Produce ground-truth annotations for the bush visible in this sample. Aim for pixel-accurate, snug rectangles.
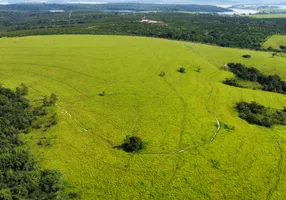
[122,135,143,152]
[49,93,57,105]
[223,78,241,87]
[242,54,251,58]
[99,91,105,96]
[68,192,81,199]
[159,71,165,77]
[43,96,50,106]
[178,67,186,73]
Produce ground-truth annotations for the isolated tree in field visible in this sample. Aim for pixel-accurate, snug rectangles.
[178,67,186,73]
[99,91,105,96]
[159,71,165,77]
[122,135,143,152]
[242,54,251,59]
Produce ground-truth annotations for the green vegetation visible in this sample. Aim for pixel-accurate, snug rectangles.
[263,35,286,51]
[224,63,286,94]
[122,135,144,152]
[0,3,231,13]
[178,67,186,73]
[237,101,286,127]
[1,35,286,199]
[242,54,251,58]
[1,5,286,50]
[252,14,286,19]
[0,84,64,199]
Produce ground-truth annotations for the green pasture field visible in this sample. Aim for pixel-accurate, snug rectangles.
[0,35,286,199]
[262,35,286,50]
[252,14,286,18]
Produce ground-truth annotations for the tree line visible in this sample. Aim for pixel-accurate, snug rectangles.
[225,63,286,94]
[236,101,286,127]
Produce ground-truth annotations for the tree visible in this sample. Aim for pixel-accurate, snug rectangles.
[16,83,28,96]
[272,53,277,58]
[242,54,251,58]
[39,169,63,199]
[49,93,57,105]
[43,96,49,106]
[99,91,105,96]
[178,67,186,73]
[159,71,165,77]
[0,189,12,200]
[122,135,143,152]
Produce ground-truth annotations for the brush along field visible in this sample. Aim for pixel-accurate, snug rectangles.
[262,35,286,50]
[0,35,286,199]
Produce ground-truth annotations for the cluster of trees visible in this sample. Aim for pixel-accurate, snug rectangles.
[1,9,286,50]
[0,84,64,199]
[225,63,286,93]
[236,101,286,127]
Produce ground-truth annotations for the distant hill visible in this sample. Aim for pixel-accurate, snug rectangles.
[0,3,232,12]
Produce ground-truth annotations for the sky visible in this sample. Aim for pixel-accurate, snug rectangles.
[2,0,286,4]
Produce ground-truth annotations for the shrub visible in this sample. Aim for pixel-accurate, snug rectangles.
[49,93,57,105]
[16,83,29,96]
[50,113,58,125]
[280,45,286,50]
[242,54,251,58]
[68,192,81,199]
[210,159,220,169]
[43,96,50,106]
[223,78,240,87]
[159,71,165,77]
[122,135,143,152]
[178,67,186,73]
[99,91,105,96]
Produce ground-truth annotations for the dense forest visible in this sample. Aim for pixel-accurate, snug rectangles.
[0,5,286,49]
[0,84,64,199]
[224,63,286,93]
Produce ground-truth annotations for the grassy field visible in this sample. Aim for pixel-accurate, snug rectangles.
[262,35,286,50]
[0,35,286,199]
[251,14,286,18]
